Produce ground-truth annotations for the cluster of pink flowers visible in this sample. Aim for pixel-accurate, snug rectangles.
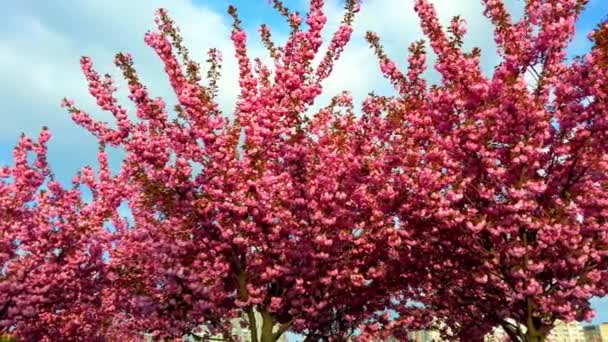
[1,0,607,341]
[365,0,608,340]
[0,129,124,340]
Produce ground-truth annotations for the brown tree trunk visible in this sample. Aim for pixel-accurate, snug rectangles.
[260,310,275,342]
[524,333,544,342]
[523,298,548,342]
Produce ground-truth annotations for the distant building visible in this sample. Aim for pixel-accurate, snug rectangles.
[583,325,602,342]
[387,320,608,342]
[582,322,608,342]
[600,323,608,342]
[546,320,585,342]
[484,320,587,342]
[407,329,443,342]
[406,320,450,342]
[190,313,288,342]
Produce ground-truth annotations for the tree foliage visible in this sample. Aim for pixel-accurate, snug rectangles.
[1,0,607,341]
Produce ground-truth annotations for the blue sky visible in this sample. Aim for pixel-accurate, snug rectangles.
[1,0,607,327]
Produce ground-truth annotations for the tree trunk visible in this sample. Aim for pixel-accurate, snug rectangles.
[523,318,547,342]
[523,298,548,342]
[260,310,275,342]
[524,334,544,342]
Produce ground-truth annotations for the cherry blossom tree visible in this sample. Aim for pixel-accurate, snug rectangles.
[0,129,123,341]
[60,1,423,341]
[366,0,608,341]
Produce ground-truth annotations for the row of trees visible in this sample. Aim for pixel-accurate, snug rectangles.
[1,0,607,341]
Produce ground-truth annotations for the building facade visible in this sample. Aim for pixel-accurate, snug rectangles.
[582,323,608,342]
[190,314,288,342]
[583,325,602,342]
[484,320,589,342]
[600,323,608,341]
[407,329,443,342]
[546,321,585,342]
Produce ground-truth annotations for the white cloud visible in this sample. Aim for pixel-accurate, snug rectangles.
[0,0,252,181]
